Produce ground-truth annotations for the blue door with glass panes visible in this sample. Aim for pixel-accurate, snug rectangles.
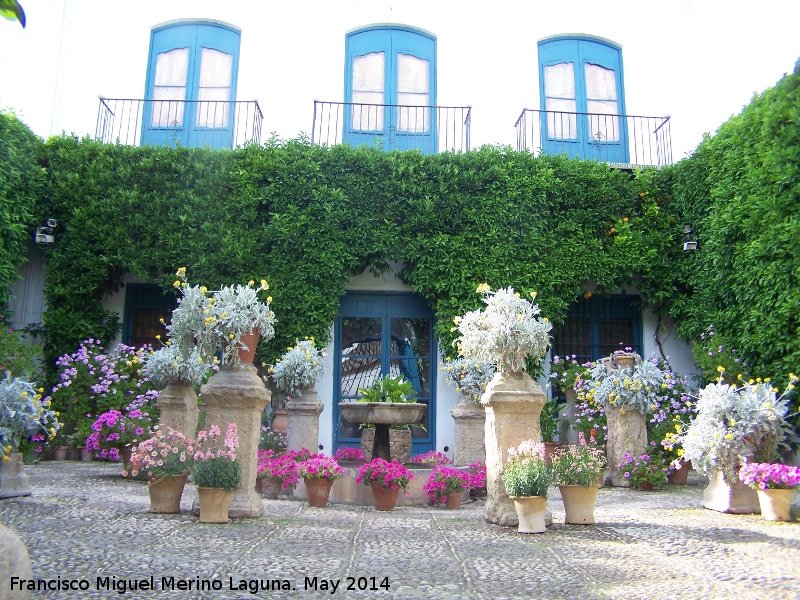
[142,20,240,149]
[334,292,436,456]
[344,25,437,153]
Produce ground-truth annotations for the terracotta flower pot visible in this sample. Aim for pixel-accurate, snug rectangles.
[304,478,334,507]
[54,446,69,462]
[148,475,188,514]
[260,476,282,500]
[510,495,548,534]
[271,408,288,435]
[232,330,260,365]
[559,485,598,524]
[444,493,463,510]
[667,458,691,485]
[197,487,232,523]
[80,448,93,462]
[757,489,793,521]
[370,481,400,511]
[120,446,133,472]
[542,442,562,467]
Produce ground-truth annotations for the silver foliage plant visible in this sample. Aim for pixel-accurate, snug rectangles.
[142,344,213,387]
[269,339,326,396]
[682,379,792,482]
[441,358,496,405]
[454,285,552,374]
[588,353,666,413]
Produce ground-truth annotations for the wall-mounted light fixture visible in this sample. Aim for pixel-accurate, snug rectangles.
[34,218,57,245]
[682,225,697,252]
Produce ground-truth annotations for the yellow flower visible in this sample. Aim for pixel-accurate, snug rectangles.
[173,280,180,287]
[176,267,186,277]
[2,456,9,463]
[260,280,268,289]
[248,280,255,286]
[529,291,537,298]
[229,334,235,339]
[156,335,161,339]
[198,357,203,363]
[716,366,725,373]
[267,296,272,302]
[724,434,734,440]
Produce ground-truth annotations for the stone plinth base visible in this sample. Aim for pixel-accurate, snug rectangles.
[157,380,199,439]
[198,364,270,518]
[702,471,761,514]
[606,405,647,487]
[0,524,32,600]
[0,453,31,499]
[286,386,323,454]
[481,371,546,527]
[451,399,486,466]
[360,429,412,463]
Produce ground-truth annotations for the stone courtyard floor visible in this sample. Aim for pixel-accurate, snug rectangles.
[1,461,799,600]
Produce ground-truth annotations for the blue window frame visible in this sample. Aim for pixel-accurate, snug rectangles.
[142,19,240,149]
[344,24,437,153]
[334,292,436,456]
[552,294,642,366]
[122,284,177,349]
[538,35,628,163]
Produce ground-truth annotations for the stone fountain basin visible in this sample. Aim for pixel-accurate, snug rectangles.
[338,402,427,425]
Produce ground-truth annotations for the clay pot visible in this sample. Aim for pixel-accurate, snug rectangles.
[80,448,93,462]
[54,446,69,462]
[304,478,334,507]
[510,495,548,534]
[667,458,691,485]
[444,493,463,510]
[260,476,281,500]
[229,330,260,366]
[197,487,232,523]
[559,485,598,524]
[757,489,793,521]
[271,408,288,435]
[370,482,400,511]
[148,475,188,513]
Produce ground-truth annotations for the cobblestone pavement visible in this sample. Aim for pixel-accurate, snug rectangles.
[1,461,799,600]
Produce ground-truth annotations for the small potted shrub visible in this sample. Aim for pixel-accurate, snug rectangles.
[193,423,242,523]
[297,456,344,507]
[357,458,414,511]
[502,440,551,533]
[268,338,326,397]
[424,466,470,509]
[618,450,669,490]
[126,427,198,513]
[739,462,800,521]
[551,432,607,523]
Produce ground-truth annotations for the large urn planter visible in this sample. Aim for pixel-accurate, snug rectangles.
[157,380,199,440]
[511,496,548,534]
[0,452,31,499]
[148,475,188,513]
[197,487,232,523]
[757,489,793,521]
[559,485,598,524]
[702,471,760,514]
[370,482,400,511]
[304,478,334,507]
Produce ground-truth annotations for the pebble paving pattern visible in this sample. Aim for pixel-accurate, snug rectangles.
[1,461,799,599]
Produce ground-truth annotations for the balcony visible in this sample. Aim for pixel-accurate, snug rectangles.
[95,98,263,149]
[312,101,471,154]
[515,109,672,168]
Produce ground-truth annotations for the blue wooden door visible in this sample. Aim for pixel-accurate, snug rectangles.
[334,292,436,457]
[538,36,628,163]
[344,25,437,154]
[142,21,240,149]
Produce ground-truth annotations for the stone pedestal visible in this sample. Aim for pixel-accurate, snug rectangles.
[451,398,486,466]
[606,405,647,487]
[197,364,270,518]
[702,471,761,514]
[0,452,31,499]
[482,371,546,527]
[157,380,199,439]
[286,385,324,454]
[360,428,412,463]
[0,524,32,600]
[558,389,580,445]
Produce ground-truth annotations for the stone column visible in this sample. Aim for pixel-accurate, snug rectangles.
[199,364,270,518]
[286,384,324,454]
[606,405,647,487]
[0,523,33,600]
[0,453,31,499]
[157,380,199,439]
[482,371,546,526]
[450,398,486,466]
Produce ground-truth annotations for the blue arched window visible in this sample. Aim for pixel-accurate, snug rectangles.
[142,19,240,149]
[538,35,628,162]
[344,24,437,153]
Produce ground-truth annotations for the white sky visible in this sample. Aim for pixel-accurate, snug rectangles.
[1,0,798,161]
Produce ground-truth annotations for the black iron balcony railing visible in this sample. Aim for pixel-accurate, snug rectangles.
[95,98,263,149]
[312,101,471,154]
[514,109,672,168]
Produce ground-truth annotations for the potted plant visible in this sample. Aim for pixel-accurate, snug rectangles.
[424,466,470,509]
[203,279,275,366]
[551,432,607,523]
[441,357,496,405]
[1,375,61,498]
[126,427,198,513]
[256,451,299,499]
[333,447,366,464]
[258,425,287,455]
[297,455,344,507]
[682,373,793,513]
[739,462,800,521]
[549,355,590,401]
[85,404,155,469]
[502,440,551,533]
[193,423,242,523]
[410,451,452,466]
[269,338,326,397]
[618,450,669,490]
[356,457,414,511]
